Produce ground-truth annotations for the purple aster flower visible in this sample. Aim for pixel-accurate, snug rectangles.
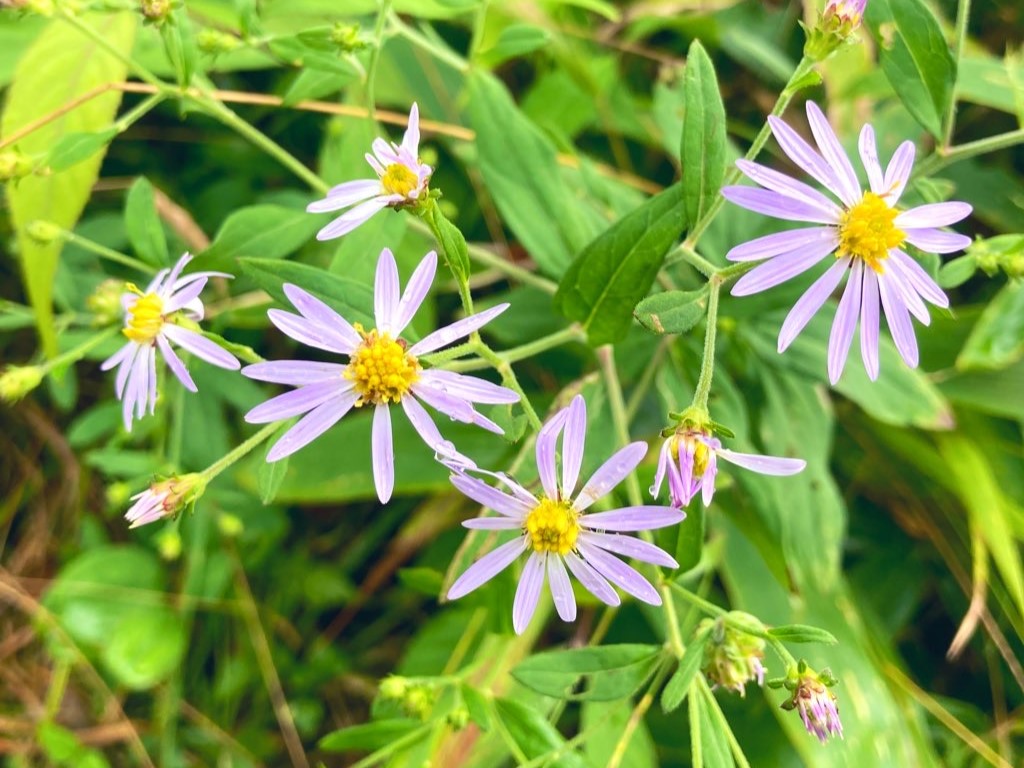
[652,428,805,508]
[722,101,972,383]
[100,252,240,431]
[446,395,684,634]
[243,248,517,504]
[124,473,205,528]
[307,103,432,241]
[825,0,866,23]
[784,673,844,744]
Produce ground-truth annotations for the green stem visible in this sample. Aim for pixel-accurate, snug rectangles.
[201,423,281,482]
[473,343,542,432]
[60,10,165,88]
[661,583,686,658]
[625,336,670,424]
[350,725,433,768]
[597,346,642,506]
[432,326,583,372]
[58,228,156,274]
[41,327,120,375]
[365,0,394,125]
[388,12,469,72]
[114,91,166,133]
[607,661,673,768]
[914,127,1024,177]
[942,0,972,148]
[690,278,722,412]
[664,243,718,275]
[43,659,71,720]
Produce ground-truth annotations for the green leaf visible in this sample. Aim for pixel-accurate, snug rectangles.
[423,202,470,283]
[161,7,200,88]
[555,184,686,345]
[693,689,734,768]
[661,630,710,713]
[478,24,551,68]
[101,606,186,689]
[460,684,491,731]
[2,11,137,356]
[258,430,289,504]
[937,254,976,288]
[197,204,323,273]
[582,699,658,768]
[767,624,839,645]
[681,41,726,227]
[47,128,119,172]
[635,288,708,335]
[467,69,595,276]
[319,719,425,752]
[511,644,663,701]
[124,177,168,266]
[957,280,1024,371]
[866,0,956,138]
[491,697,589,768]
[238,257,374,328]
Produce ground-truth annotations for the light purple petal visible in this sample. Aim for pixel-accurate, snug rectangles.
[374,248,401,333]
[417,369,519,405]
[535,406,569,500]
[580,505,684,532]
[401,395,477,469]
[245,380,353,423]
[577,542,661,605]
[860,267,881,380]
[393,250,437,335]
[574,442,648,511]
[827,260,864,384]
[731,239,838,296]
[715,449,806,476]
[878,274,919,367]
[726,227,837,262]
[651,439,671,500]
[895,202,972,229]
[858,124,885,194]
[778,259,849,351]
[580,531,679,568]
[885,258,932,322]
[700,453,718,507]
[767,115,848,202]
[102,340,133,373]
[469,409,505,436]
[883,141,916,202]
[735,159,843,217]
[563,552,620,607]
[365,152,385,176]
[114,345,138,399]
[450,472,533,518]
[721,186,840,224]
[401,102,421,158]
[242,360,346,386]
[161,325,240,370]
[561,395,587,499]
[283,284,361,351]
[316,197,390,241]
[889,250,950,307]
[805,101,861,207]
[307,179,380,212]
[268,309,354,355]
[372,404,395,504]
[447,537,528,600]
[371,137,400,165]
[162,277,207,314]
[513,552,546,635]
[157,334,197,392]
[462,517,523,530]
[145,267,170,295]
[159,253,192,295]
[903,228,972,255]
[266,389,358,462]
[411,381,477,423]
[407,303,510,356]
[547,555,577,622]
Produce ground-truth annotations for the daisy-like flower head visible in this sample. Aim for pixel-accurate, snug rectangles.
[699,612,767,697]
[446,395,684,634]
[653,426,805,508]
[722,101,973,384]
[124,473,206,528]
[100,253,241,431]
[242,248,517,504]
[782,665,844,744]
[307,103,432,241]
[824,0,866,25]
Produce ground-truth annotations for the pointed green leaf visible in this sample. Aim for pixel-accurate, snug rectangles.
[491,697,589,767]
[635,288,709,335]
[197,205,323,273]
[47,128,119,172]
[661,630,710,713]
[237,257,374,327]
[511,644,663,701]
[957,280,1024,371]
[124,177,168,266]
[682,40,726,226]
[767,624,839,645]
[319,719,425,752]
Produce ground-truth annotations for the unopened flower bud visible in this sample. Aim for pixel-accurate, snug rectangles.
[25,220,63,244]
[804,0,867,61]
[699,612,767,696]
[0,150,33,182]
[140,0,171,22]
[780,663,844,743]
[197,28,241,54]
[446,706,470,730]
[124,473,206,528]
[0,365,44,403]
[86,279,126,326]
[330,22,366,52]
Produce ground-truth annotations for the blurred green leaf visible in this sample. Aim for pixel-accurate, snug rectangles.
[478,24,551,68]
[767,624,839,645]
[198,204,323,273]
[47,128,119,172]
[682,41,726,227]
[319,719,426,752]
[660,629,709,713]
[258,431,289,504]
[957,281,1024,371]
[635,288,708,335]
[491,697,589,767]
[937,255,976,289]
[511,644,663,701]
[582,699,658,768]
[101,606,186,689]
[124,176,169,266]
[161,7,200,88]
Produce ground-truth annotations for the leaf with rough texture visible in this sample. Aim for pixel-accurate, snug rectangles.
[512,644,663,701]
[2,12,137,356]
[556,184,686,345]
[635,288,708,335]
[682,40,727,226]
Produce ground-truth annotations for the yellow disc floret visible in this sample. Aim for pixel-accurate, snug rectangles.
[123,291,165,343]
[346,324,420,406]
[524,498,580,555]
[836,192,905,273]
[381,163,418,197]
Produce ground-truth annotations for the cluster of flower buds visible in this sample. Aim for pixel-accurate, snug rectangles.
[804,0,867,61]
[698,612,768,696]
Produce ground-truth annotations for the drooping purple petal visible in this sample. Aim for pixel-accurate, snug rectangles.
[417,369,519,405]
[882,141,916,203]
[372,404,395,504]
[450,471,533,518]
[101,340,134,373]
[827,260,864,384]
[805,101,861,207]
[245,380,353,423]
[903,228,972,255]
[162,277,207,314]
[411,381,477,424]
[157,334,197,392]
[857,124,885,194]
[778,259,849,352]
[889,250,950,307]
[651,440,671,500]
[374,248,401,333]
[700,453,718,506]
[283,284,362,351]
[715,449,806,476]
[316,196,390,241]
[462,517,523,530]
[720,186,840,224]
[767,115,848,202]
[407,303,510,356]
[735,160,844,217]
[580,531,679,568]
[307,179,380,212]
[447,537,528,600]
[114,345,138,399]
[371,137,400,165]
[535,406,569,500]
[860,268,881,380]
[580,505,684,532]
[731,239,838,297]
[726,227,837,262]
[401,102,421,158]
[563,551,620,607]
[393,250,437,335]
[885,258,932,322]
[547,554,577,622]
[561,395,587,499]
[878,274,919,368]
[400,394,451,457]
[894,202,972,229]
[266,389,359,462]
[242,360,346,386]
[513,552,546,634]
[161,325,240,369]
[267,309,353,355]
[577,542,661,605]
[574,442,648,511]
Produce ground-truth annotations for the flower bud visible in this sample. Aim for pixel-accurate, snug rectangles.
[25,220,63,244]
[140,0,171,22]
[0,365,44,403]
[330,22,366,52]
[780,663,844,743]
[197,29,242,55]
[699,612,767,696]
[86,279,126,326]
[124,473,206,528]
[804,0,867,61]
[378,676,409,701]
[0,150,33,182]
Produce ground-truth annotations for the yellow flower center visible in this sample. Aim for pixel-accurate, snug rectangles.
[524,498,580,555]
[123,291,165,343]
[381,163,418,197]
[345,325,420,406]
[670,434,711,478]
[836,192,905,273]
